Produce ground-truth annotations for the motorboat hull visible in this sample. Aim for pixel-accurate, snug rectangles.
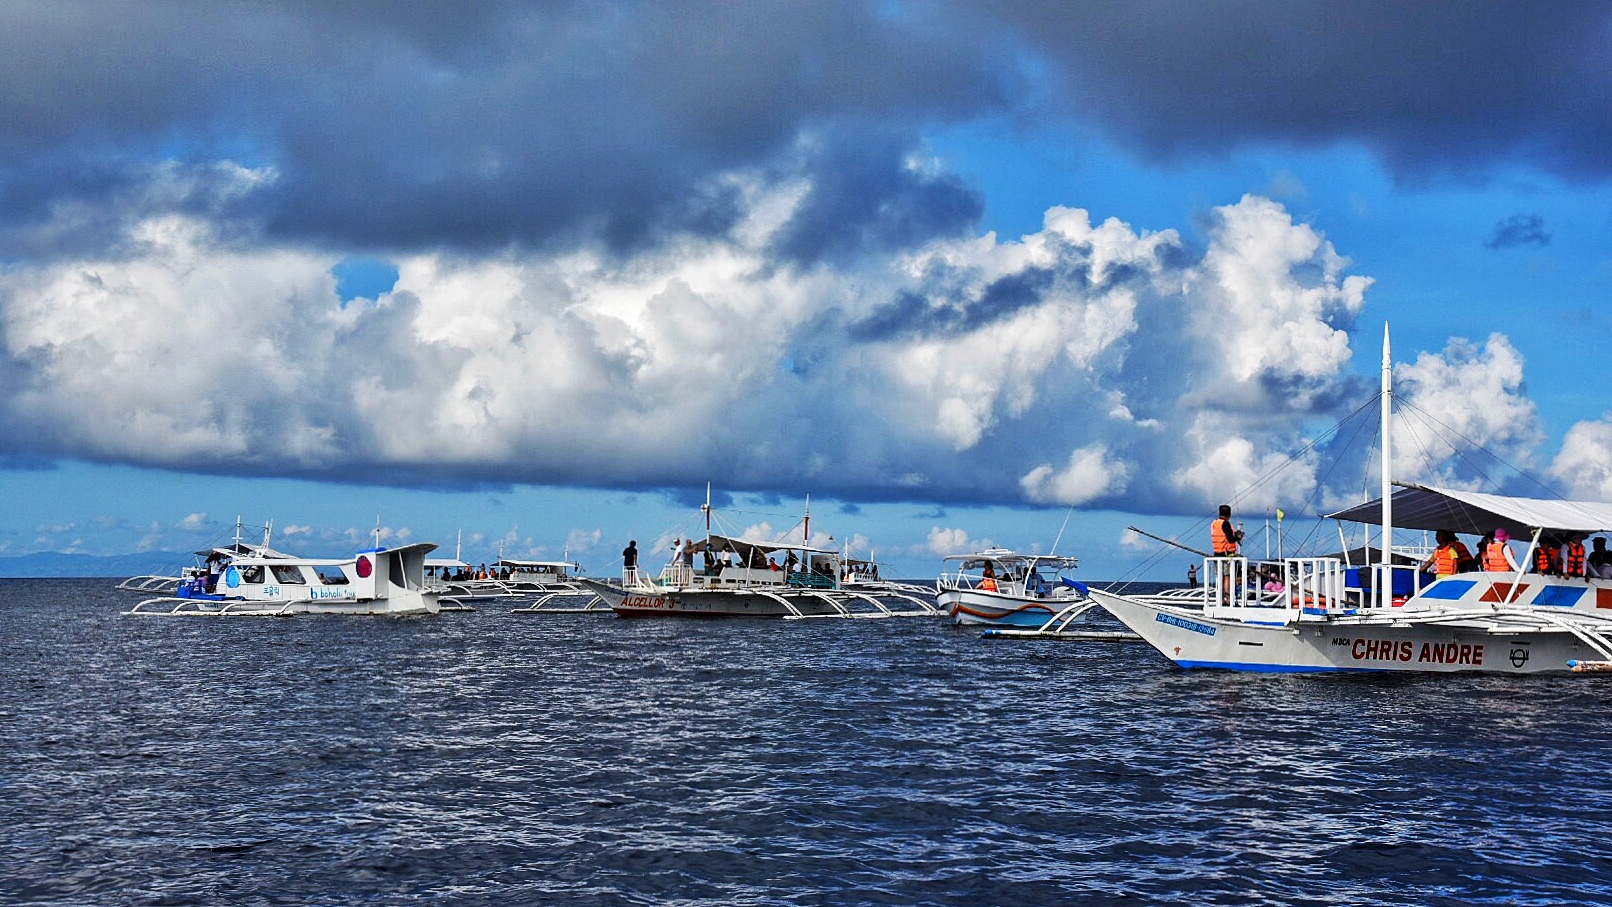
[938,588,1072,628]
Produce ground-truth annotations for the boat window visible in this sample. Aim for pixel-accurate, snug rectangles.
[270,564,307,584]
[317,568,349,585]
[240,565,265,584]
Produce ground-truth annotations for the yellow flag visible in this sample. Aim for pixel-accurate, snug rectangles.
[1276,509,1285,521]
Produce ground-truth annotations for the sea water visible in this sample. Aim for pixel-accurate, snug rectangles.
[4,578,1611,906]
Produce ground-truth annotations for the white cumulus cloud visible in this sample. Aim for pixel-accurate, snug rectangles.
[1550,415,1612,501]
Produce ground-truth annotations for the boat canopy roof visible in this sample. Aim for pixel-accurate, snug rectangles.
[195,542,295,559]
[232,541,438,567]
[1326,483,1612,536]
[942,549,1079,569]
[495,558,575,569]
[691,533,836,557]
[425,558,470,568]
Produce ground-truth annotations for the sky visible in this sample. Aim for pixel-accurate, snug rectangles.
[2,1,1611,580]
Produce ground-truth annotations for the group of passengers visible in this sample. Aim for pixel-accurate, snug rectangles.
[1206,504,1612,593]
[977,562,1051,596]
[666,538,797,578]
[429,564,509,582]
[1423,530,1612,580]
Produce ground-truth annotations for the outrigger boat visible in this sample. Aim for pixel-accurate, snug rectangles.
[581,491,941,619]
[1087,326,1612,673]
[501,558,609,613]
[937,549,1090,628]
[124,542,452,616]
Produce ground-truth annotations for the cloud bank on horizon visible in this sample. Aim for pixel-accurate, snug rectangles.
[3,1,1610,517]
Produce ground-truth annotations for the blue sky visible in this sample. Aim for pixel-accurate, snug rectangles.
[2,2,1609,579]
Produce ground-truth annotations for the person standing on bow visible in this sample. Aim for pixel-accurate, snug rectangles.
[1210,505,1244,557]
[1483,528,1521,573]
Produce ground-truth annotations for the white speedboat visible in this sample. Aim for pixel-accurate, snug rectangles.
[582,491,940,619]
[937,549,1090,628]
[1090,326,1612,674]
[124,542,448,616]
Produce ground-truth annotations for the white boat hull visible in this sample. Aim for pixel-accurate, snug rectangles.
[1089,588,1593,674]
[938,588,1084,628]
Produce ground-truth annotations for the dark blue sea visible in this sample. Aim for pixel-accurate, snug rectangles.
[5,579,1612,906]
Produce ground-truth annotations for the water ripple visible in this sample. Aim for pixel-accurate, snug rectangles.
[3,580,1612,905]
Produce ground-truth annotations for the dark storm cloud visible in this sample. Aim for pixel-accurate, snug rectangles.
[0,1,1019,259]
[767,130,984,265]
[1485,214,1551,250]
[988,1,1612,180]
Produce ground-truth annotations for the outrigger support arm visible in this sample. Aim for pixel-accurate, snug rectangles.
[1126,526,1212,559]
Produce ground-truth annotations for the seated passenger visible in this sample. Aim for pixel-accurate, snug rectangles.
[1421,530,1471,578]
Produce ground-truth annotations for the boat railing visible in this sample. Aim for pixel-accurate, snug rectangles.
[1282,557,1349,619]
[1202,557,1288,617]
[1368,563,1430,609]
[658,563,696,588]
[937,571,1028,597]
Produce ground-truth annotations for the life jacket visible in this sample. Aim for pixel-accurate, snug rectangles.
[1432,543,1464,577]
[981,577,998,592]
[1483,541,1512,573]
[1210,519,1239,556]
[1533,544,1559,574]
[1564,541,1587,577]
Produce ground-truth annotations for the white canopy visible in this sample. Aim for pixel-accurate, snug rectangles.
[495,558,576,569]
[1327,483,1612,536]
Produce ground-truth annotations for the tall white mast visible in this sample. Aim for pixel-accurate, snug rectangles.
[1380,322,1393,568]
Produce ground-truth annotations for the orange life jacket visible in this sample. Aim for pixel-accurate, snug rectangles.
[1432,543,1466,577]
[1565,541,1587,577]
[1533,544,1559,574]
[1210,519,1239,556]
[1484,541,1512,573]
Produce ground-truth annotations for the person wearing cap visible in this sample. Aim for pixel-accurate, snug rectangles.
[1483,528,1520,573]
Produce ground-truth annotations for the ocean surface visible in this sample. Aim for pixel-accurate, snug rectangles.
[5,578,1612,906]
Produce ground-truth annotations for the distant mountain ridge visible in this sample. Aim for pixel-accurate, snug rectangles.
[0,551,195,579]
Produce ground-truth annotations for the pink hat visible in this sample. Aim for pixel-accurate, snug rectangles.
[1494,528,1510,542]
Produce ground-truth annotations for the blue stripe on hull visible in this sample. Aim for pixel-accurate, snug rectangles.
[1172,659,1381,674]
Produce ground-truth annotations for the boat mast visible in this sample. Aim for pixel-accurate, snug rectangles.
[1380,322,1393,569]
[803,494,811,546]
[703,482,712,541]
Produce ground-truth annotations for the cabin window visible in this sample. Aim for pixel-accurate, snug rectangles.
[270,564,307,584]
[317,568,349,585]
